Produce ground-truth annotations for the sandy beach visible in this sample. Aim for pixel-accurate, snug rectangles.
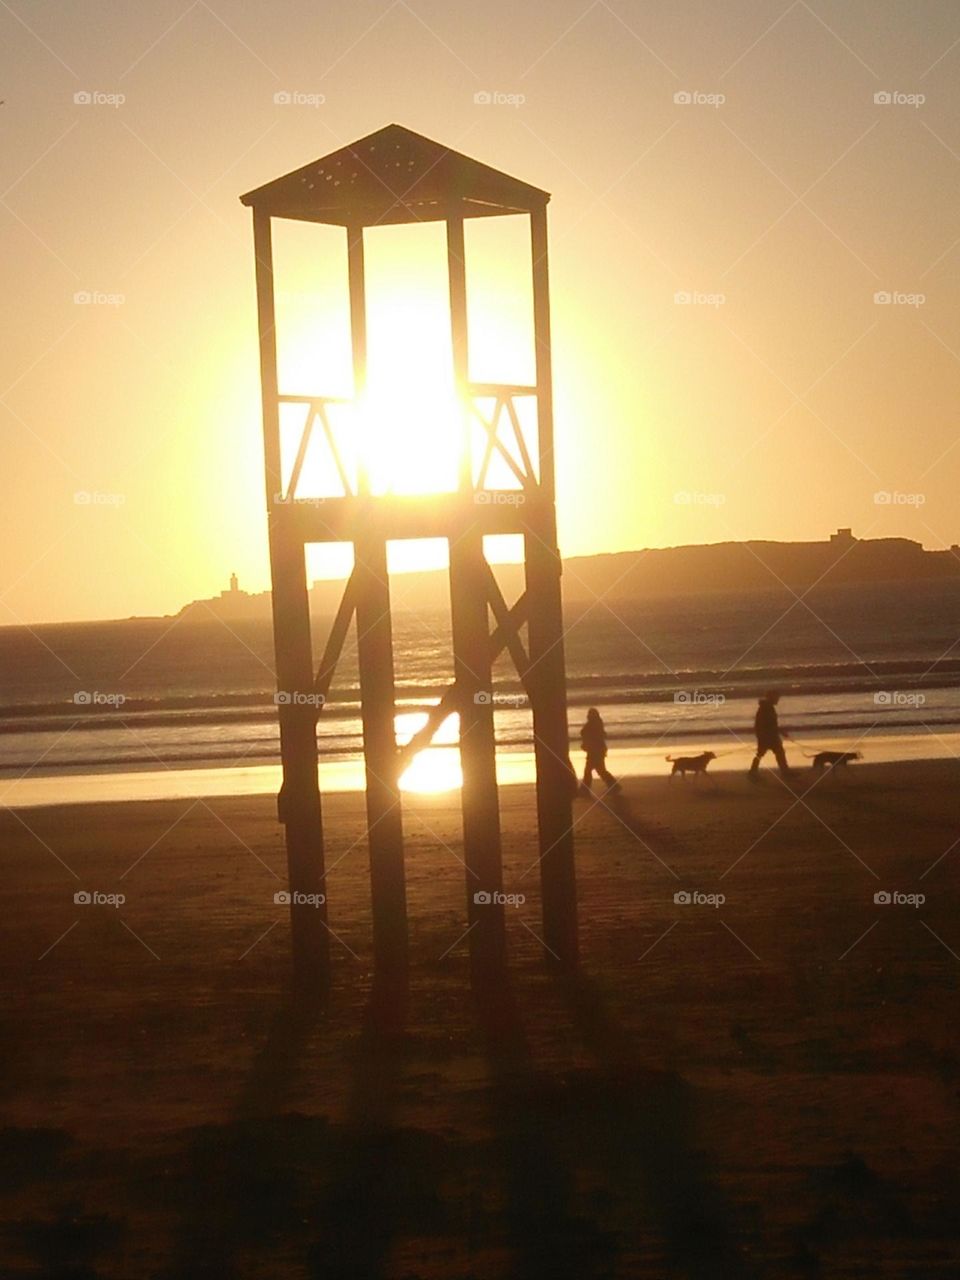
[2,759,958,1277]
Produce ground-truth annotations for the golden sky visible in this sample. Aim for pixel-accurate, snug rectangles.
[3,0,960,623]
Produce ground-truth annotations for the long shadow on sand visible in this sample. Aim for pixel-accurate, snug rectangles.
[163,973,416,1280]
[473,969,616,1277]
[602,790,689,870]
[472,963,760,1280]
[303,972,431,1280]
[161,995,322,1279]
[556,970,761,1279]
[160,949,758,1278]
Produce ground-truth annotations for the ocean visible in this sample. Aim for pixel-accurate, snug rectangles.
[2,577,959,805]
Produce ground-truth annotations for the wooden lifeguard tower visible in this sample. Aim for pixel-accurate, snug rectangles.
[241,124,577,989]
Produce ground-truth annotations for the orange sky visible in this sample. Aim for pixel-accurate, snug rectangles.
[3,1,960,623]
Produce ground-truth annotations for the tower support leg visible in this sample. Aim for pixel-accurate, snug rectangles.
[449,531,506,979]
[354,531,408,977]
[271,526,330,994]
[525,518,578,968]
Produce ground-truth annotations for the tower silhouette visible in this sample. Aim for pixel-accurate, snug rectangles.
[241,124,578,990]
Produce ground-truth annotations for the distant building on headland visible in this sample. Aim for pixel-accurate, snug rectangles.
[830,527,856,545]
[177,572,265,622]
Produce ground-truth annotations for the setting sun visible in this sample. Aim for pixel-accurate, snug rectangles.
[272,215,538,525]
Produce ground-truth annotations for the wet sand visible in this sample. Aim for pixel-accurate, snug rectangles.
[4,728,959,809]
[1,760,958,1277]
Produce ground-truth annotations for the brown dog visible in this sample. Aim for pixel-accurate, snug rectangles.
[666,751,716,779]
[809,750,862,772]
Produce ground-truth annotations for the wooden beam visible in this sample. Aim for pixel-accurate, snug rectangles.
[286,405,316,501]
[355,534,407,975]
[253,208,330,993]
[313,568,360,704]
[504,395,536,486]
[528,206,577,968]
[447,211,472,493]
[447,206,506,979]
[481,560,530,682]
[470,397,528,488]
[530,209,556,507]
[473,396,502,492]
[348,222,406,975]
[396,685,459,774]
[489,588,529,664]
[394,588,529,776]
[253,211,283,511]
[271,539,331,994]
[286,491,537,543]
[450,533,506,979]
[469,382,537,397]
[348,223,369,496]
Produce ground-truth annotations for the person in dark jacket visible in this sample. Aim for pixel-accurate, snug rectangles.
[579,707,621,794]
[749,690,793,780]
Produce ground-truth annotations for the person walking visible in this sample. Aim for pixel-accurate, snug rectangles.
[579,707,621,795]
[749,690,793,781]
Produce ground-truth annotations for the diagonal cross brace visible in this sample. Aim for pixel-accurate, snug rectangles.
[312,568,360,713]
[395,588,530,773]
[481,559,530,681]
[471,395,529,489]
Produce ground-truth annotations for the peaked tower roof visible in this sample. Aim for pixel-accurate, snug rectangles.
[240,123,549,226]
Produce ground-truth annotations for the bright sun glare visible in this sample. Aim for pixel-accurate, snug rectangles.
[363,291,462,496]
[395,709,462,793]
[278,289,462,499]
[274,218,537,504]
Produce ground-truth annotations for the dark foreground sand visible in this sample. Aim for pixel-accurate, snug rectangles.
[1,760,958,1278]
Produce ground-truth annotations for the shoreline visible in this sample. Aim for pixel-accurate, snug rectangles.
[2,732,957,810]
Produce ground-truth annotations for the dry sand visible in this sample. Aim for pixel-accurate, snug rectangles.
[1,760,958,1277]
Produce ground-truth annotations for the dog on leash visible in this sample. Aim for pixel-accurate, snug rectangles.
[808,750,862,772]
[666,751,716,779]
